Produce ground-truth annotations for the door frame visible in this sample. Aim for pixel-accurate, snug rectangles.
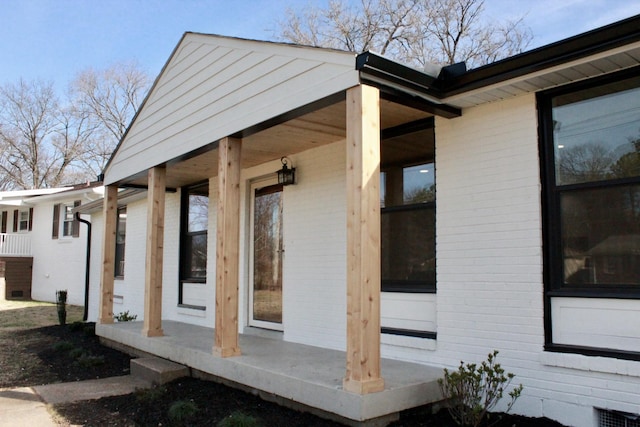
[247,177,284,331]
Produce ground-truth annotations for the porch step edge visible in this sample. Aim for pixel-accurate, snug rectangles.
[130,357,189,385]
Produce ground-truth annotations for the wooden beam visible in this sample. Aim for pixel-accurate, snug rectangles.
[213,137,242,358]
[142,166,166,337]
[99,185,118,324]
[344,84,385,394]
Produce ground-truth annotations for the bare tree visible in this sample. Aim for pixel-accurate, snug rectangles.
[0,79,76,190]
[0,62,151,190]
[70,61,151,171]
[277,0,532,68]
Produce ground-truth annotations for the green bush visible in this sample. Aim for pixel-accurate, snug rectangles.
[167,400,198,423]
[52,341,76,352]
[76,353,105,367]
[217,411,261,427]
[135,385,167,402]
[68,321,85,332]
[438,350,523,427]
[114,311,138,322]
[68,347,85,359]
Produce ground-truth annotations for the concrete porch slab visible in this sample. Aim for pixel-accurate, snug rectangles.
[97,320,443,425]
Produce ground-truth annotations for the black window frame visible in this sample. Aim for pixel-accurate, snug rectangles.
[380,118,436,294]
[539,66,640,300]
[179,181,209,308]
[114,206,126,279]
[539,66,640,361]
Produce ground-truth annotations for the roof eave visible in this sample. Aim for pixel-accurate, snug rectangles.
[355,52,461,118]
[440,14,640,97]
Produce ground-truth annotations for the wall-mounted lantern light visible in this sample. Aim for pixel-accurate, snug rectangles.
[277,156,296,186]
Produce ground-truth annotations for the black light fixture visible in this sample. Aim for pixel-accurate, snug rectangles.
[277,156,296,186]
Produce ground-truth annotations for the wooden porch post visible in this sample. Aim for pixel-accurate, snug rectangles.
[213,137,242,357]
[344,84,385,394]
[99,185,118,324]
[142,166,166,337]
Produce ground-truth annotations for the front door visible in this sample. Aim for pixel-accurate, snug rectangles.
[249,182,284,330]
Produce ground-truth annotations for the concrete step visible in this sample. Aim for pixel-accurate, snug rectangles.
[130,357,189,385]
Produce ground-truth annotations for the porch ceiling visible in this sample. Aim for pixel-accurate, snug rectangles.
[120,97,432,189]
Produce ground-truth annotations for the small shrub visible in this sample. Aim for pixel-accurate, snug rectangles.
[68,321,85,332]
[438,350,523,427]
[136,385,167,402]
[52,341,75,352]
[76,353,105,367]
[83,324,96,336]
[217,411,261,427]
[68,347,85,359]
[168,400,198,423]
[114,311,138,322]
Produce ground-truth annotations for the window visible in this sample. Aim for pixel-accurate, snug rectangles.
[52,202,80,239]
[540,69,640,295]
[180,183,209,283]
[1,211,7,234]
[62,205,75,237]
[380,120,436,292]
[115,206,126,278]
[13,208,32,232]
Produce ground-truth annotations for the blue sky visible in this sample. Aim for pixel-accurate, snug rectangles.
[2,0,640,90]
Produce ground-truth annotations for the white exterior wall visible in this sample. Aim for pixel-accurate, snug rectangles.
[430,94,640,426]
[30,200,90,306]
[86,93,640,426]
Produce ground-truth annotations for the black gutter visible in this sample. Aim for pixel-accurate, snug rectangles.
[356,15,640,102]
[437,14,640,96]
[356,52,462,118]
[75,212,91,322]
[356,52,439,95]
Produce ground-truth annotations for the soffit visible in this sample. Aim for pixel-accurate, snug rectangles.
[121,97,432,189]
[444,41,640,109]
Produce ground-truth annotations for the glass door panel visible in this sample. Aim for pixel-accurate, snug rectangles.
[251,184,283,327]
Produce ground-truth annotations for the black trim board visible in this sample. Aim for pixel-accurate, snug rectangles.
[381,327,437,340]
[545,344,640,362]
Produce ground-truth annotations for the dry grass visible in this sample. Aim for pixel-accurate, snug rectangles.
[0,299,83,330]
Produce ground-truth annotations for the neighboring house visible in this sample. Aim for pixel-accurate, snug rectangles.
[86,15,640,427]
[0,183,103,305]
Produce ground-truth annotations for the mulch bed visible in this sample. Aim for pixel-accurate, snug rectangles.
[0,322,131,388]
[1,322,566,426]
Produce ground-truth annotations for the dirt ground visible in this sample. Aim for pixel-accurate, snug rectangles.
[1,301,566,426]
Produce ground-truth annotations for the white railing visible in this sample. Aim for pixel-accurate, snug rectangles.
[0,233,32,256]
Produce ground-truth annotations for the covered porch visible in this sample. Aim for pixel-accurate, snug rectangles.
[98,320,443,425]
[95,34,460,426]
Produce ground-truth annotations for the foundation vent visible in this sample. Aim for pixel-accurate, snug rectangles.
[599,409,640,427]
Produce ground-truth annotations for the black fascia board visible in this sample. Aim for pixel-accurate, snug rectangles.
[356,51,442,97]
[439,14,640,96]
[356,52,461,118]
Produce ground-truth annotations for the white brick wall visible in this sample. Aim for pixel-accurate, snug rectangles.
[427,94,640,426]
[86,92,640,426]
[277,141,347,350]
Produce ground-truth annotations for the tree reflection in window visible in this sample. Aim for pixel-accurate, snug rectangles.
[548,74,640,289]
[380,125,436,293]
[181,184,208,281]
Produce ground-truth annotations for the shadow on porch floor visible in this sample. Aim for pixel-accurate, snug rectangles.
[97,320,443,426]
